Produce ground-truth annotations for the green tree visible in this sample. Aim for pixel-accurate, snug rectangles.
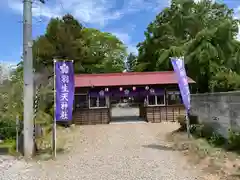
[126,53,137,72]
[81,28,126,73]
[33,14,126,74]
[0,14,127,141]
[136,0,240,92]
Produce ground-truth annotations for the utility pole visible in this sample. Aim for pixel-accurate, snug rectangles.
[23,0,34,158]
[23,0,45,158]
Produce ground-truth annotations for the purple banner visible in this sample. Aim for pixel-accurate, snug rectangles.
[55,61,75,121]
[171,57,190,110]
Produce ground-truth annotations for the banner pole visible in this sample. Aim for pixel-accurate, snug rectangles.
[186,110,190,138]
[53,59,57,158]
[170,57,191,138]
[16,115,19,153]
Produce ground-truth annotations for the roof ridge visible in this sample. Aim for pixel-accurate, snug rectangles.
[74,71,195,87]
[75,71,174,77]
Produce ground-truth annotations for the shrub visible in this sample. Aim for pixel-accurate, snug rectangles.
[201,123,215,140]
[0,118,17,140]
[208,132,225,146]
[227,130,240,150]
[190,124,204,137]
[177,114,199,131]
[190,123,216,140]
[190,123,225,147]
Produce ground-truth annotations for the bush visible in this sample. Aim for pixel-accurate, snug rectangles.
[227,130,240,150]
[190,123,225,147]
[190,123,218,140]
[0,118,17,140]
[177,114,199,131]
[190,124,204,137]
[201,124,215,140]
[208,132,225,146]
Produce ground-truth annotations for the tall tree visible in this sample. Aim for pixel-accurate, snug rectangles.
[136,0,240,92]
[0,14,127,144]
[126,53,137,72]
[32,14,126,74]
[81,28,126,73]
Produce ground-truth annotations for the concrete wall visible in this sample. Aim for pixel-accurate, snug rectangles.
[190,91,240,138]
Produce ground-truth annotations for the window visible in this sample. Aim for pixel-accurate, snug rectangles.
[148,95,156,105]
[75,94,88,108]
[167,91,182,105]
[89,96,107,108]
[147,94,165,106]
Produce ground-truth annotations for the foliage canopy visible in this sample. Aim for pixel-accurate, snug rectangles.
[136,0,240,92]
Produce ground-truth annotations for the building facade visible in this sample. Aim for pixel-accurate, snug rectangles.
[73,71,195,125]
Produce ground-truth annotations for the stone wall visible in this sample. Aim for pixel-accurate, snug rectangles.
[190,91,240,138]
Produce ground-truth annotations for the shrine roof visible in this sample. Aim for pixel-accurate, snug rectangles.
[74,71,195,87]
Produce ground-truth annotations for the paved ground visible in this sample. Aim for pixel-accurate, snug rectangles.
[110,106,145,123]
[111,106,140,117]
[0,123,206,180]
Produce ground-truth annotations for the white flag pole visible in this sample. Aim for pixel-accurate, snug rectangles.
[53,59,57,158]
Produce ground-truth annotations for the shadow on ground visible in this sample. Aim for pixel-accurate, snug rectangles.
[142,144,176,151]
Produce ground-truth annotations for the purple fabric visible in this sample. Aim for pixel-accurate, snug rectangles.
[171,57,190,110]
[112,89,139,97]
[88,88,164,97]
[89,90,111,97]
[55,61,75,121]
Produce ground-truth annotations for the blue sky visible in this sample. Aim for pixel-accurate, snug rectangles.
[0,0,240,66]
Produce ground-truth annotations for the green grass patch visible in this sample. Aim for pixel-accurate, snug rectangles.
[166,129,240,180]
[0,139,19,156]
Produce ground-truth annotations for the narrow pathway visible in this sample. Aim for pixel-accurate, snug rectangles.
[1,123,206,180]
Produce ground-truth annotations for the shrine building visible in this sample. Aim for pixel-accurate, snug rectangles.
[73,71,195,124]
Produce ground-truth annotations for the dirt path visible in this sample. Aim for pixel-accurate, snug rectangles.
[1,122,206,180]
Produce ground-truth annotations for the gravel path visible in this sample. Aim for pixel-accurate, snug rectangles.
[0,122,206,180]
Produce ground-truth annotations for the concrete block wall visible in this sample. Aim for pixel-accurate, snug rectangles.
[190,91,240,138]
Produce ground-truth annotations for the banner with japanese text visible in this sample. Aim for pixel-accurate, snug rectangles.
[55,61,74,121]
[170,57,190,110]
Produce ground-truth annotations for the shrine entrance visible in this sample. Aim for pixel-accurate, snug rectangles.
[109,87,147,123]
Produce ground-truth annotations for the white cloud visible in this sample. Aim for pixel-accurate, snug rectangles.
[5,0,62,18]
[111,32,138,54]
[234,6,240,40]
[193,0,216,3]
[4,0,170,58]
[112,32,131,44]
[127,45,138,55]
[5,0,169,27]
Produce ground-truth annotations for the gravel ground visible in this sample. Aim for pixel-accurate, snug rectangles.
[0,122,206,180]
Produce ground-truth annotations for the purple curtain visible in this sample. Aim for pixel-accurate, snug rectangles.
[88,88,164,97]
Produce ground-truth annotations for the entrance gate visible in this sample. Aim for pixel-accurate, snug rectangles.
[109,90,146,123]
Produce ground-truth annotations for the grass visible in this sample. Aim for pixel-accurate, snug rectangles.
[0,124,76,160]
[34,125,76,161]
[0,139,15,148]
[166,130,240,180]
[0,139,21,156]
